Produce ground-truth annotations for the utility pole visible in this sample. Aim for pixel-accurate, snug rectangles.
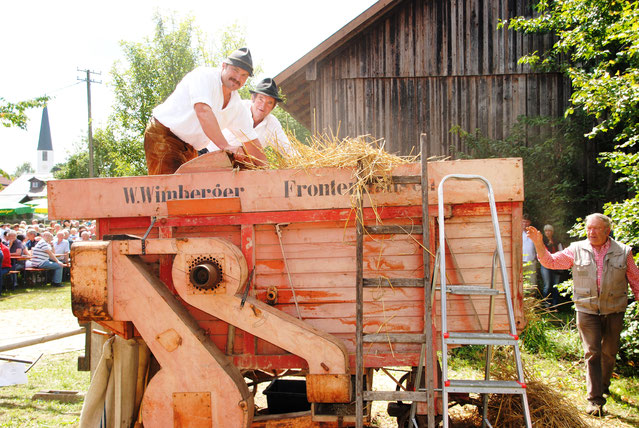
[77,68,102,177]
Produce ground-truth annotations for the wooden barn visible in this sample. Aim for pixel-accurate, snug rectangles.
[274,0,570,156]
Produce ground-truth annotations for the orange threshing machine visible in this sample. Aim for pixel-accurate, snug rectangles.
[48,154,526,427]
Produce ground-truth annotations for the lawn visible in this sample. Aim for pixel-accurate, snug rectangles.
[0,285,90,428]
[1,285,637,427]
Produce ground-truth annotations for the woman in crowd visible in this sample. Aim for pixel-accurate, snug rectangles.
[540,224,564,307]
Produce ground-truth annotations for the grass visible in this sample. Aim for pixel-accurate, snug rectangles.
[2,284,638,427]
[0,351,89,427]
[446,300,639,427]
[0,283,90,427]
[0,286,70,310]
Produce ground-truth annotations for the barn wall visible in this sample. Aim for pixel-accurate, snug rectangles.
[309,0,570,156]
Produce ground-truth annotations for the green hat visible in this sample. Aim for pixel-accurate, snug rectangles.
[223,47,253,76]
[249,78,283,102]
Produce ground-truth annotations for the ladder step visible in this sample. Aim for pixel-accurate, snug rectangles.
[444,332,518,345]
[445,285,501,295]
[391,175,422,185]
[363,278,424,288]
[363,390,427,402]
[364,225,423,235]
[445,380,526,394]
[363,333,426,343]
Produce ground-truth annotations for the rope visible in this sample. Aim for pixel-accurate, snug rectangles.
[275,223,302,320]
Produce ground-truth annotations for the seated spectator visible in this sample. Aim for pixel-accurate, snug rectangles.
[31,219,39,226]
[69,228,79,241]
[63,229,74,248]
[25,229,38,252]
[7,231,26,288]
[1,230,9,245]
[0,241,11,293]
[53,231,70,263]
[80,231,91,241]
[26,231,65,287]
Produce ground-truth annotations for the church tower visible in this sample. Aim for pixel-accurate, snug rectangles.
[37,106,54,174]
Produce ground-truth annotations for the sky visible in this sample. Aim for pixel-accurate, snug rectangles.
[0,0,377,174]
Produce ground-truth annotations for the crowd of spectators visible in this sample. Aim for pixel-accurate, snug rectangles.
[0,219,96,293]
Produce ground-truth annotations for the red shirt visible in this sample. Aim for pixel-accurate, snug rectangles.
[1,243,11,268]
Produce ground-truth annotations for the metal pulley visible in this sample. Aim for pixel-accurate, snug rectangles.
[189,259,223,290]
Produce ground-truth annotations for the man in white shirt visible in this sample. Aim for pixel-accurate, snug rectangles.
[221,78,292,154]
[144,48,267,174]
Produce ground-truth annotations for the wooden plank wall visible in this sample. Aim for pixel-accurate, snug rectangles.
[309,0,570,156]
[99,203,522,365]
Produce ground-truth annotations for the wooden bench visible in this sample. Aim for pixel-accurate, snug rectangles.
[23,267,48,287]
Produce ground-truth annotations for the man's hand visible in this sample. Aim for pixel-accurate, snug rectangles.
[526,226,547,254]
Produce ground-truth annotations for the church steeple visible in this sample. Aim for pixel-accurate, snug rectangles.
[37,106,54,173]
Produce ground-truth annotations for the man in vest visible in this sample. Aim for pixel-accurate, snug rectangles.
[526,213,639,416]
[144,48,267,175]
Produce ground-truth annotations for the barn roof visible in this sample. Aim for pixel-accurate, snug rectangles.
[274,0,399,129]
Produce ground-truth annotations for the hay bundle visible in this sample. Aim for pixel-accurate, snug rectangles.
[485,356,588,427]
[263,133,418,218]
[267,133,415,175]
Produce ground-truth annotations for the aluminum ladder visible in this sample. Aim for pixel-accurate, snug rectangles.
[437,174,532,428]
[354,139,436,428]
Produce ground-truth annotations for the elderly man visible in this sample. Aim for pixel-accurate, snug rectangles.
[144,48,266,174]
[526,213,639,416]
[26,231,66,287]
[220,77,291,154]
[53,231,70,263]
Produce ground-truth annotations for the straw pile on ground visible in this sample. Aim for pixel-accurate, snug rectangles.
[478,296,588,427]
[483,355,588,427]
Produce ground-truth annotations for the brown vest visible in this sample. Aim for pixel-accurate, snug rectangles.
[570,238,631,315]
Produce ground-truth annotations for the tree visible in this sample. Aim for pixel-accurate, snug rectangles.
[13,162,34,178]
[506,0,639,366]
[505,0,639,241]
[54,13,309,179]
[0,96,49,130]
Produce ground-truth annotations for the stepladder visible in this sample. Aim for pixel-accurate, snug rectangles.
[436,174,532,428]
[354,143,438,428]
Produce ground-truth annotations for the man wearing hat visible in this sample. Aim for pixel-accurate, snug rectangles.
[144,47,267,175]
[220,78,292,154]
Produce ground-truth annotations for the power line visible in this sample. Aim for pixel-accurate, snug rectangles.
[77,69,102,178]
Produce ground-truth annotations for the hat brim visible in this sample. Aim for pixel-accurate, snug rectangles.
[249,89,283,102]
[223,58,253,76]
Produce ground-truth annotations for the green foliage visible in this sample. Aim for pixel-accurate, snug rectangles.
[111,12,207,137]
[270,105,311,143]
[506,0,639,261]
[507,0,639,146]
[619,301,639,370]
[55,13,252,178]
[0,96,49,130]
[13,161,34,178]
[452,115,594,235]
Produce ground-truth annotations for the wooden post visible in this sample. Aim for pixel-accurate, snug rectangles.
[355,162,365,428]
[421,134,436,426]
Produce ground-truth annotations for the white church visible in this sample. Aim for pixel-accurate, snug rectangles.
[36,105,55,174]
[0,106,54,209]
